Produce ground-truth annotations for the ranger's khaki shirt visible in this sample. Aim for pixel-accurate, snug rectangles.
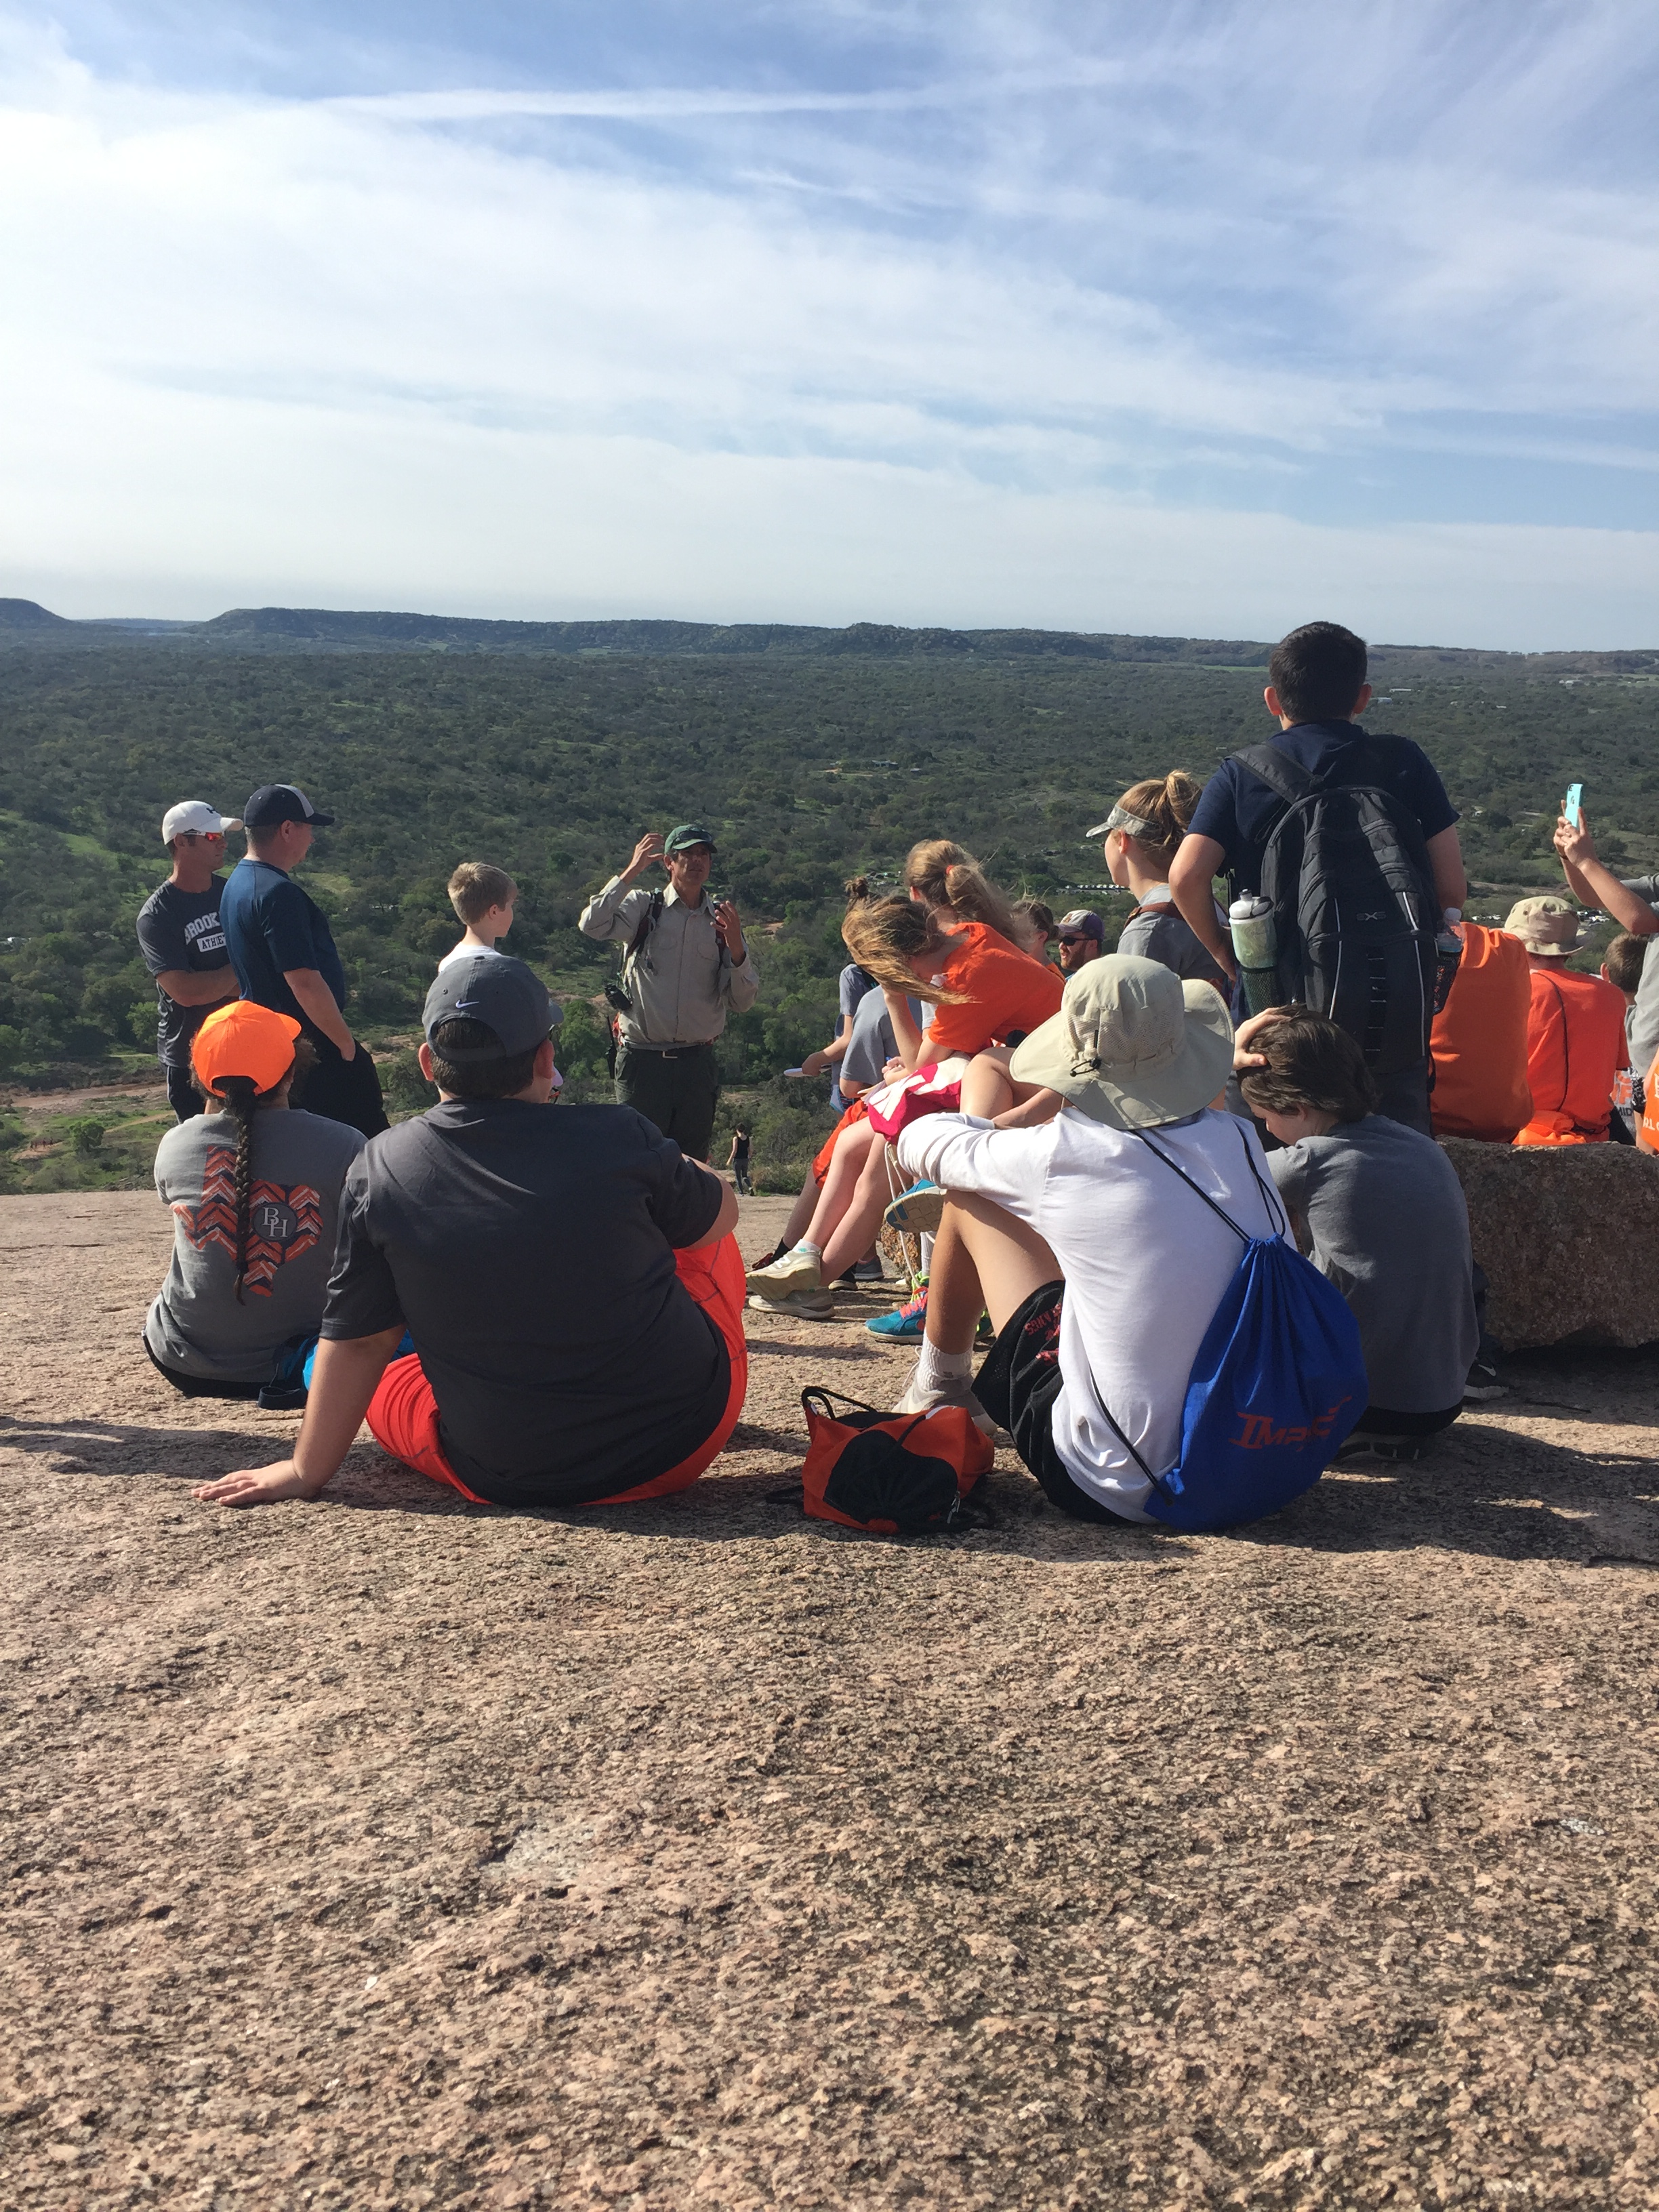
[578,878,760,1048]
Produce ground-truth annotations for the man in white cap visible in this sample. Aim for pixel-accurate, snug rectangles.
[888,956,1285,1523]
[135,802,243,1120]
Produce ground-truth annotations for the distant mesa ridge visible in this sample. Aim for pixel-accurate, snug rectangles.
[0,597,1653,670]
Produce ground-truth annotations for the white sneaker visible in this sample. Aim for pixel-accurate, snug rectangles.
[893,1365,998,1437]
[747,1288,835,1320]
[744,1248,823,1299]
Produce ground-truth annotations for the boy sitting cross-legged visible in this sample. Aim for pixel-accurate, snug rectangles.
[1237,1008,1478,1459]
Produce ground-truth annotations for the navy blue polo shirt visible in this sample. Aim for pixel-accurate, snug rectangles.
[220,857,347,1024]
[1187,721,1459,895]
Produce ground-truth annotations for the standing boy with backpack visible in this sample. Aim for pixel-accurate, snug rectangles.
[1168,621,1467,1133]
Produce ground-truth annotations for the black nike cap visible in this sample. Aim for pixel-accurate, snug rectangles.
[243,783,335,829]
[422,955,561,1061]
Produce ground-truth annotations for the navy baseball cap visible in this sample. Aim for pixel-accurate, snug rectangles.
[423,955,561,1061]
[243,783,335,829]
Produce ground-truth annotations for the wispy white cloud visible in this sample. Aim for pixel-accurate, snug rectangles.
[0,1,1654,640]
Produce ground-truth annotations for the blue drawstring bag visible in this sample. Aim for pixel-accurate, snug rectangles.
[1101,1126,1366,1534]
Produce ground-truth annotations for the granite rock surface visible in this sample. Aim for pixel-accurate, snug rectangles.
[2,1189,1658,2209]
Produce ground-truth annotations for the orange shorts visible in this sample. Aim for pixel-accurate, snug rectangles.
[363,1235,749,1507]
[812,1099,869,1185]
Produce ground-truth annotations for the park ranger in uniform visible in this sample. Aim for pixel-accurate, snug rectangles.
[578,824,758,1161]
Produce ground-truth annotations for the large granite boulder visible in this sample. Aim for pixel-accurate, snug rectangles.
[1440,1136,1659,1349]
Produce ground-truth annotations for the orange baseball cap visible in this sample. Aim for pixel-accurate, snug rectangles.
[190,1000,302,1097]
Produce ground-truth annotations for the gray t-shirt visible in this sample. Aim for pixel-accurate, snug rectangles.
[1267,1115,1477,1416]
[146,1107,366,1383]
[1618,878,1659,1079]
[840,985,923,1095]
[1116,892,1229,995]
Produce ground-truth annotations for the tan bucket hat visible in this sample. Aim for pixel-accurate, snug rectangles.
[1008,955,1233,1130]
[1504,895,1583,957]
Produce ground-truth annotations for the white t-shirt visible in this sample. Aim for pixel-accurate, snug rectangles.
[437,941,507,971]
[894,1105,1288,1519]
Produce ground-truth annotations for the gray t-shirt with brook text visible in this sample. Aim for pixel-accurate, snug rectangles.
[146,1108,367,1383]
[1267,1115,1477,1416]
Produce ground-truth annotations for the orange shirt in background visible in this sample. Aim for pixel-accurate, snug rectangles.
[1429,922,1532,1143]
[1514,963,1628,1147]
[923,922,1064,1058]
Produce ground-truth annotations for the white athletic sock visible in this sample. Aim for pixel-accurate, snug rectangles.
[793,1238,823,1260]
[916,1338,973,1392]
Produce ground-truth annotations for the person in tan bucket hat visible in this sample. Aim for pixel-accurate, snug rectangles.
[884,956,1288,1524]
[1502,897,1628,1145]
[1503,895,1583,958]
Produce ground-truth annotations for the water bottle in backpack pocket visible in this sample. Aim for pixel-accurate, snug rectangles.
[1239,739,1439,1078]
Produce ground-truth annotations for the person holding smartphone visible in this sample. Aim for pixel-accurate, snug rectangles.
[577,825,758,1161]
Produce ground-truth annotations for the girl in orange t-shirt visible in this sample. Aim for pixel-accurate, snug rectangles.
[745,891,1060,1307]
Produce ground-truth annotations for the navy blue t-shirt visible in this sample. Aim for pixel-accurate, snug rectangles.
[134,877,232,1065]
[1187,721,1459,895]
[321,1099,727,1505]
[220,857,347,1025]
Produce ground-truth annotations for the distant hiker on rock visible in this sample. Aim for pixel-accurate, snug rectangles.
[1169,620,1467,1134]
[578,825,758,1162]
[193,956,746,1513]
[146,1000,365,1410]
[219,784,389,1140]
[136,802,243,1121]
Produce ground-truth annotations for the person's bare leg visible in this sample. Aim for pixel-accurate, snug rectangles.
[801,1118,881,1248]
[897,1193,1060,1420]
[925,1193,1059,1350]
[960,1048,1015,1121]
[818,1136,903,1281]
[778,1178,819,1248]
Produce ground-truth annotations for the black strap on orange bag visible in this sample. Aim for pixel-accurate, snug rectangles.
[769,1388,995,1534]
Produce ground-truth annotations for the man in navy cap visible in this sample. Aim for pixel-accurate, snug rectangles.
[219,784,388,1137]
[193,954,747,1513]
[579,823,758,1160]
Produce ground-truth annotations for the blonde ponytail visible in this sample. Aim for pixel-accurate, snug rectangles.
[903,838,1018,940]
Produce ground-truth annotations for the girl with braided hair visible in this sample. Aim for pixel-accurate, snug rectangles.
[144,1000,368,1408]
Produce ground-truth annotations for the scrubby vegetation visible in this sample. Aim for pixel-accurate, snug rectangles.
[1,625,1654,1193]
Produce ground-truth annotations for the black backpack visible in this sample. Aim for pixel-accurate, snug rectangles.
[1237,737,1438,1076]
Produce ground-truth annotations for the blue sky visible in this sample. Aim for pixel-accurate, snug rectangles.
[1,1,1655,643]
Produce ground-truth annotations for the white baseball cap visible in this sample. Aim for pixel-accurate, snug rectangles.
[161,801,241,846]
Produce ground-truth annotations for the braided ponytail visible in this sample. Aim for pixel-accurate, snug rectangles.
[216,1075,260,1305]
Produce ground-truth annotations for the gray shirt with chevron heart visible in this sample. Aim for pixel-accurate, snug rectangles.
[144,1107,365,1383]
